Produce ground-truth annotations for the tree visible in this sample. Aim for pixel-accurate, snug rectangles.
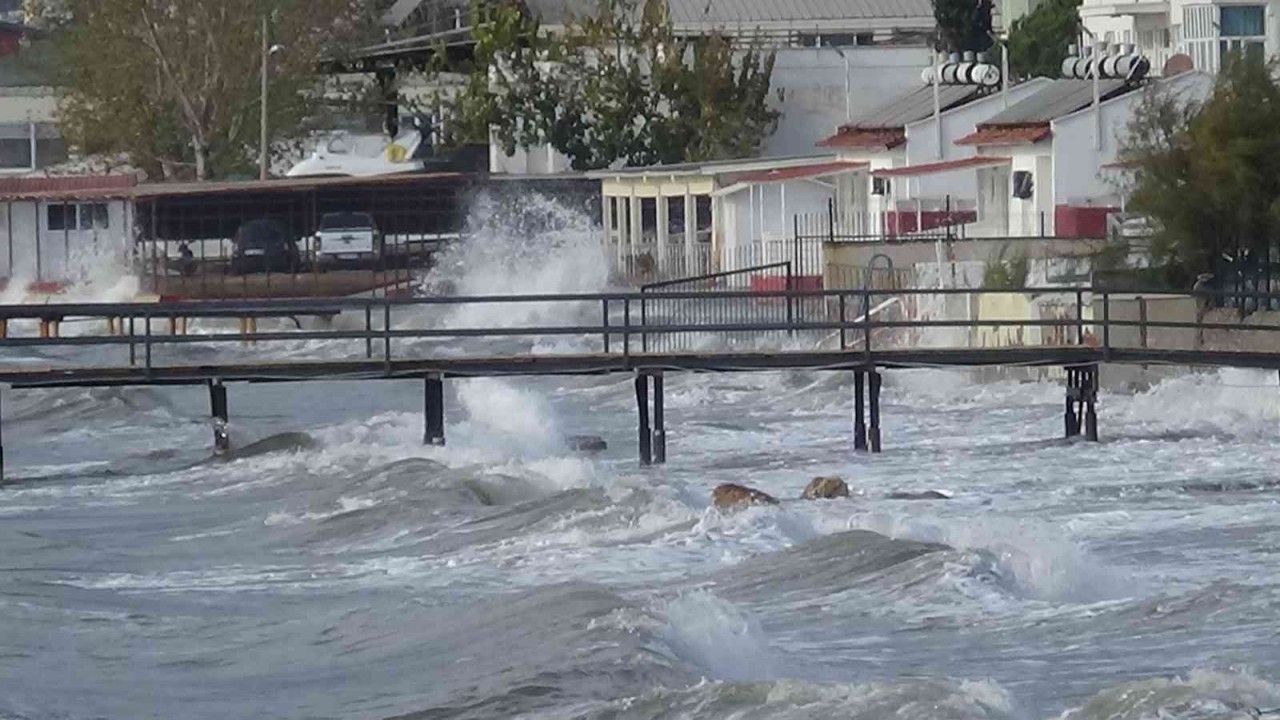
[932,0,993,54]
[1119,54,1280,283]
[57,0,369,181]
[1007,0,1080,79]
[431,0,781,171]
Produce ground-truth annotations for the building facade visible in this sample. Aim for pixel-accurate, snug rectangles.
[1081,0,1273,73]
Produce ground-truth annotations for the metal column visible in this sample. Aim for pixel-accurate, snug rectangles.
[0,386,5,483]
[209,380,230,457]
[652,373,667,464]
[868,369,883,453]
[424,374,445,446]
[853,370,868,452]
[1064,368,1080,438]
[635,374,652,466]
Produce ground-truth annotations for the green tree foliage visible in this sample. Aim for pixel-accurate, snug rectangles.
[982,244,1028,289]
[57,0,369,181]
[1119,55,1280,281]
[434,0,781,171]
[932,0,993,54]
[1007,0,1080,79]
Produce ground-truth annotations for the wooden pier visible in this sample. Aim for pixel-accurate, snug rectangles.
[2,286,1280,478]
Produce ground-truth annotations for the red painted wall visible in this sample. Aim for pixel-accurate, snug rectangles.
[1055,205,1116,239]
[0,30,21,58]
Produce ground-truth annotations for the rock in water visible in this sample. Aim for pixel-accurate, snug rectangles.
[801,476,849,500]
[566,435,608,453]
[712,483,779,510]
[886,489,952,500]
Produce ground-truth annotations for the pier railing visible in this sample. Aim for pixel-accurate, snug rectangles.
[3,287,1280,381]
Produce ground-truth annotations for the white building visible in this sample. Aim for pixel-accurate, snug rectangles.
[817,77,1052,235]
[0,176,137,286]
[1080,0,1270,73]
[590,154,866,281]
[0,22,66,175]
[901,72,1214,238]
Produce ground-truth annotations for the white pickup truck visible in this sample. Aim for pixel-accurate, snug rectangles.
[313,212,384,269]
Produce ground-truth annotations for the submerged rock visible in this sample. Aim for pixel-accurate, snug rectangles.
[801,476,849,500]
[712,483,779,510]
[566,435,608,453]
[886,489,952,501]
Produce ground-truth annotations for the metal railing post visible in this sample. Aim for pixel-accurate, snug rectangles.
[785,261,795,337]
[640,291,648,353]
[365,304,373,359]
[863,287,873,359]
[143,311,152,375]
[1075,289,1085,346]
[1102,290,1111,359]
[602,298,611,353]
[383,298,391,373]
[839,292,847,350]
[623,297,631,358]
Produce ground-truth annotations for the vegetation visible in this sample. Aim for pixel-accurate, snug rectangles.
[1118,54,1280,282]
[983,244,1029,289]
[55,0,371,181]
[931,0,993,54]
[1007,0,1080,79]
[429,0,782,171]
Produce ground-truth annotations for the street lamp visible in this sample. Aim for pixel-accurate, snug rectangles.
[259,15,285,181]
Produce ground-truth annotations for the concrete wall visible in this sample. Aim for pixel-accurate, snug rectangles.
[824,234,1104,273]
[763,46,931,157]
[0,86,56,123]
[0,199,132,282]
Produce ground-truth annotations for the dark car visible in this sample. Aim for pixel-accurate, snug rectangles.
[230,219,301,275]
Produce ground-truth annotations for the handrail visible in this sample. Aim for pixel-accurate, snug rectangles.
[5,287,1280,381]
[0,283,1269,318]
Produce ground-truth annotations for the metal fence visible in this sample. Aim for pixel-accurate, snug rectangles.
[8,287,1280,381]
[638,262,800,353]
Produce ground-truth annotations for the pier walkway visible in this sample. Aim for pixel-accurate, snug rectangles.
[2,286,1278,475]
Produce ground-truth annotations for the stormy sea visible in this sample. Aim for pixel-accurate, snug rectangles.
[2,196,1279,719]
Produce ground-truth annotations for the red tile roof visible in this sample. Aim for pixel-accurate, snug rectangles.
[0,174,139,199]
[955,124,1051,147]
[872,156,1012,177]
[736,161,868,184]
[816,128,907,150]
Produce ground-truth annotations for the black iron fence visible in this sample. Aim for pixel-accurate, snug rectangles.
[639,262,800,353]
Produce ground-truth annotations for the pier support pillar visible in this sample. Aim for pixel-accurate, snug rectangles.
[208,380,230,457]
[853,370,868,452]
[424,374,445,446]
[1064,368,1080,438]
[653,373,666,464]
[1065,365,1099,442]
[635,374,652,466]
[868,369,883,454]
[0,387,6,484]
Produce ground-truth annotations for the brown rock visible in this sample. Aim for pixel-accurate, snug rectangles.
[801,476,850,500]
[712,483,779,510]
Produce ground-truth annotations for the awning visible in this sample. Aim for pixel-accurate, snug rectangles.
[871,156,1011,178]
[815,128,906,150]
[955,124,1051,147]
[735,161,867,184]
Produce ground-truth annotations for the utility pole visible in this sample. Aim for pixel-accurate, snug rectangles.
[259,14,269,181]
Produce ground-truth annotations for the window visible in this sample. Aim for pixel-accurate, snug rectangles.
[695,196,712,241]
[88,203,109,230]
[1220,5,1264,36]
[666,196,685,237]
[0,122,31,169]
[47,204,75,232]
[855,33,875,46]
[45,203,109,232]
